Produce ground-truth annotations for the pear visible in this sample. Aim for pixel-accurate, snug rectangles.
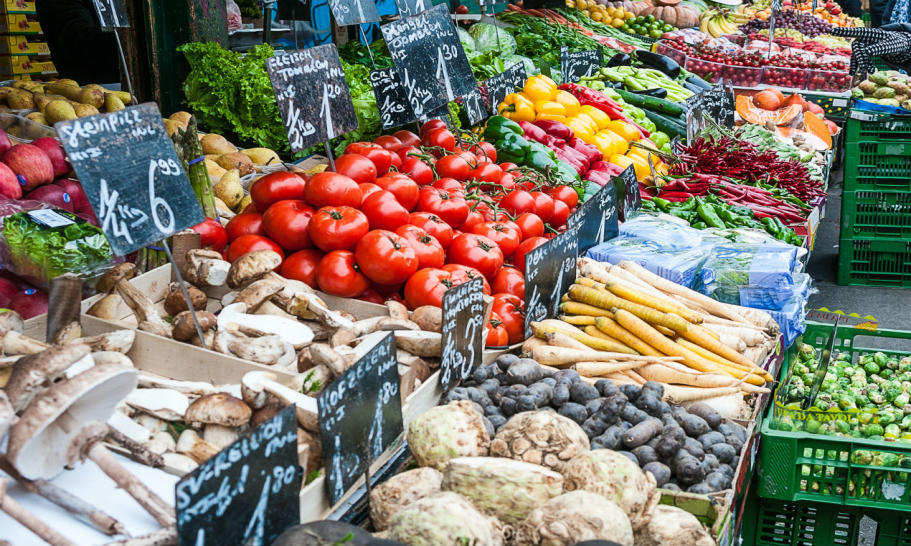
[241,147,280,167]
[216,152,254,176]
[162,119,181,137]
[73,103,100,117]
[25,112,48,126]
[169,111,192,129]
[44,100,78,125]
[205,158,226,180]
[236,194,253,213]
[213,197,235,219]
[200,133,237,155]
[112,90,133,105]
[213,169,243,209]
[78,87,105,108]
[6,89,34,110]
[45,81,81,101]
[104,93,125,112]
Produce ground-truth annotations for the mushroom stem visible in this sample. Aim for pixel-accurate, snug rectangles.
[0,478,78,546]
[104,526,177,546]
[0,455,126,536]
[107,426,165,468]
[86,441,176,527]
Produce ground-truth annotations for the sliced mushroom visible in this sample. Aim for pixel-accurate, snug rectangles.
[287,292,354,330]
[385,300,409,320]
[183,249,230,288]
[90,351,134,368]
[148,431,177,455]
[163,282,207,316]
[133,414,168,434]
[137,373,217,396]
[52,322,83,345]
[235,277,283,311]
[0,478,77,546]
[203,425,239,449]
[176,429,220,463]
[185,393,251,428]
[376,318,421,331]
[255,300,298,321]
[5,344,91,412]
[309,343,351,377]
[124,389,190,421]
[301,365,332,395]
[219,302,313,349]
[227,250,282,289]
[64,352,95,379]
[2,330,50,356]
[101,265,171,336]
[72,330,136,353]
[241,371,318,432]
[108,410,151,444]
[0,309,24,334]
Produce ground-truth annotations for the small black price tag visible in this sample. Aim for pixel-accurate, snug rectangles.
[568,182,618,252]
[463,85,487,126]
[371,67,417,129]
[394,0,431,17]
[56,103,205,256]
[485,62,527,116]
[685,91,705,142]
[440,277,485,391]
[560,47,601,84]
[524,225,580,338]
[382,5,478,119]
[419,102,453,126]
[93,0,129,29]
[318,333,403,505]
[614,165,641,222]
[175,407,300,546]
[328,0,380,26]
[266,45,359,153]
[702,82,735,128]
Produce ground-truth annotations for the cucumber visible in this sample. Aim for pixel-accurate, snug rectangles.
[644,110,686,140]
[615,88,685,117]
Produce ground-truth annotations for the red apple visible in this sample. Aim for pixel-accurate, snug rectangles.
[54,178,91,214]
[25,184,75,212]
[2,143,54,191]
[30,137,68,178]
[9,287,47,319]
[0,128,12,156]
[0,161,20,199]
[0,277,16,307]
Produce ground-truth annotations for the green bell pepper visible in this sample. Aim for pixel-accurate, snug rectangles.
[495,133,530,164]
[484,116,523,141]
[524,150,556,171]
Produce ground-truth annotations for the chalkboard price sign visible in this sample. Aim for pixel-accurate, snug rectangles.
[463,86,487,126]
[685,91,704,142]
[440,277,485,391]
[394,0,430,17]
[616,165,641,221]
[266,45,358,153]
[568,181,618,252]
[93,0,129,29]
[524,225,580,337]
[382,5,478,118]
[318,333,403,505]
[702,82,735,128]
[328,0,380,25]
[56,103,205,257]
[485,62,527,116]
[560,47,601,84]
[176,407,300,546]
[371,67,417,129]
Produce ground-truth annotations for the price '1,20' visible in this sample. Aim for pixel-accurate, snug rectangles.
[98,157,178,245]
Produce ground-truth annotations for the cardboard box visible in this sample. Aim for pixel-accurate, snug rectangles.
[0,0,35,14]
[0,13,41,34]
[0,55,54,76]
[0,35,48,55]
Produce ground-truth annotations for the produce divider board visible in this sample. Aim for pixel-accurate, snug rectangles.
[463,85,487,126]
[440,277,485,391]
[568,176,618,252]
[685,83,734,141]
[393,0,431,17]
[523,224,581,338]
[318,332,403,505]
[371,67,417,129]
[615,165,641,221]
[560,47,601,85]
[55,103,206,257]
[484,62,527,116]
[381,4,478,118]
[327,0,380,26]
[93,0,129,29]
[175,407,300,546]
[266,45,358,153]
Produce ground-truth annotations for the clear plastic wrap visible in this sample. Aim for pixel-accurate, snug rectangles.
[696,241,802,310]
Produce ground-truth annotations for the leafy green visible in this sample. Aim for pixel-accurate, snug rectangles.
[2,210,114,286]
[179,42,287,151]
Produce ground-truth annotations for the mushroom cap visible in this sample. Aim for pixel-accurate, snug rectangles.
[96,262,137,293]
[185,393,251,427]
[227,250,282,288]
[5,344,92,413]
[172,311,217,341]
[7,363,138,479]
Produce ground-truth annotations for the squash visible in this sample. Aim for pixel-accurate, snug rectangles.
[640,3,699,26]
[802,112,833,149]
[735,95,804,126]
[608,0,650,14]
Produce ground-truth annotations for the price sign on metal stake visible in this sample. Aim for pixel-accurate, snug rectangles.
[568,180,618,252]
[561,47,601,83]
[463,85,487,126]
[93,0,129,29]
[371,67,417,129]
[440,278,485,391]
[328,0,380,26]
[485,62,527,116]
[524,225,580,338]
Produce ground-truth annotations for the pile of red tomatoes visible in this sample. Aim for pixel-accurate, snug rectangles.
[213,121,581,347]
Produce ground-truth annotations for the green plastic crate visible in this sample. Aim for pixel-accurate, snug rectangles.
[843,110,911,192]
[837,237,911,287]
[744,497,911,546]
[758,321,911,511]
[841,190,911,238]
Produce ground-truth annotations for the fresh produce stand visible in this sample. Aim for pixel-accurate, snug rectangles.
[1,0,910,544]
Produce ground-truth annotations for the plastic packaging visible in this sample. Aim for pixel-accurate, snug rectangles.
[468,23,516,54]
[696,241,802,310]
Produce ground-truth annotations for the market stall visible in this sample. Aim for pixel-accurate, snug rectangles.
[0,0,907,544]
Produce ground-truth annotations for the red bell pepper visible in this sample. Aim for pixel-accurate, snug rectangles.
[558,144,590,172]
[568,137,602,165]
[533,119,574,141]
[554,149,585,174]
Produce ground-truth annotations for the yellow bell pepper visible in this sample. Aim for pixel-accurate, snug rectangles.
[537,74,558,90]
[523,76,556,102]
[573,113,598,134]
[606,119,641,142]
[602,129,631,154]
[566,117,595,139]
[499,93,536,122]
[534,100,567,118]
[536,113,567,122]
[576,131,598,145]
[594,130,628,158]
[626,154,651,180]
[580,105,610,130]
[554,90,581,117]
[608,153,635,172]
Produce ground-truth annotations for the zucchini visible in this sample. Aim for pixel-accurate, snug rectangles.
[644,110,686,139]
[615,88,684,117]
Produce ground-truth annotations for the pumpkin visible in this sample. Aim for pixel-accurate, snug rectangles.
[606,0,650,14]
[735,95,804,127]
[640,2,699,26]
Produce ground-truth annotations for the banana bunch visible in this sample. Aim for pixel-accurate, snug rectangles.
[699,8,749,37]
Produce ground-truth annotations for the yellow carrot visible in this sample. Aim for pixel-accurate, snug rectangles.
[532,345,664,365]
[654,324,676,337]
[677,338,773,382]
[576,277,605,289]
[603,280,703,324]
[532,320,638,354]
[584,325,626,346]
[568,285,690,332]
[594,316,662,357]
[560,301,614,318]
[679,323,757,369]
[560,314,597,326]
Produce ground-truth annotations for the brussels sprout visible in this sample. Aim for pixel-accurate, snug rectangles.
[835,420,851,434]
[887,358,900,371]
[852,450,873,465]
[805,419,822,434]
[878,411,896,426]
[885,424,901,440]
[894,393,910,408]
[882,369,896,379]
[775,417,795,431]
[838,376,852,388]
[837,394,857,410]
[884,382,904,402]
[798,344,816,362]
[859,412,876,425]
[864,361,881,375]
[793,363,811,377]
[874,352,888,367]
[863,423,885,437]
[868,391,885,405]
[843,366,855,376]
[899,357,911,373]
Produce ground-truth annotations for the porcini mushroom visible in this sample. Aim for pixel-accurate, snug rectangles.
[176,429,220,464]
[6,363,176,526]
[227,250,282,288]
[124,388,190,421]
[163,282,207,316]
[241,371,318,432]
[235,277,283,312]
[0,309,24,333]
[71,330,136,353]
[99,264,173,337]
[183,249,230,287]
[172,311,217,344]
[5,344,91,412]
[218,302,313,349]
[185,393,251,428]
[2,330,50,356]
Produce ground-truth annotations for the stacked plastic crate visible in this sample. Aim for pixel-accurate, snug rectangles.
[837,109,911,287]
[0,0,55,80]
